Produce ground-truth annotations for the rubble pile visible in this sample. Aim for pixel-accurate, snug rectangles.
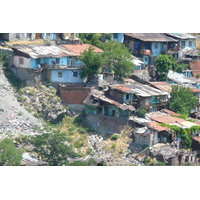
[17,85,68,124]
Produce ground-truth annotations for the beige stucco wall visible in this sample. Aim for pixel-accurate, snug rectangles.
[13,56,30,68]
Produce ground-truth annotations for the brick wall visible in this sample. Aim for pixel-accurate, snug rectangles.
[60,85,94,104]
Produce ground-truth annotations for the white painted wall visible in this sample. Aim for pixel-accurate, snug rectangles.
[13,56,30,68]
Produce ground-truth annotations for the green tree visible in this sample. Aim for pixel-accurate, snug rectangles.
[79,46,103,82]
[168,54,187,73]
[30,132,78,166]
[169,85,199,116]
[0,51,9,67]
[101,41,133,80]
[0,138,22,166]
[155,54,173,81]
[78,33,112,48]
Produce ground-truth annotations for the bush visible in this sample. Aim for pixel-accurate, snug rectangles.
[69,161,88,166]
[156,161,168,166]
[111,143,117,149]
[144,157,151,165]
[135,107,148,118]
[110,134,119,141]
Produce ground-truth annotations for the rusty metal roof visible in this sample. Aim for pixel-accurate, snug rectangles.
[193,136,200,143]
[189,60,200,77]
[124,33,178,42]
[161,109,181,117]
[168,70,194,84]
[84,92,135,111]
[147,112,198,128]
[147,121,170,132]
[149,82,172,92]
[110,82,169,97]
[62,44,104,56]
[12,45,77,58]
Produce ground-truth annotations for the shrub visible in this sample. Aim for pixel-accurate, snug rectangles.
[135,107,148,118]
[111,143,117,149]
[156,161,168,166]
[69,161,88,166]
[110,134,119,141]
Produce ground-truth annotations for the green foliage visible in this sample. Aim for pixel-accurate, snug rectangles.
[160,123,200,148]
[110,134,119,141]
[155,54,173,81]
[77,33,112,48]
[169,85,198,116]
[135,107,148,118]
[144,157,151,165]
[101,41,133,80]
[30,132,78,166]
[196,74,200,78]
[0,51,9,68]
[0,138,22,166]
[156,161,168,166]
[69,160,88,166]
[79,46,103,81]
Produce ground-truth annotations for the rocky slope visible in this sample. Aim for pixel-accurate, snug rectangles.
[0,68,43,136]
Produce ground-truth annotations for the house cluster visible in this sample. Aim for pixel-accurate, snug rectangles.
[2,32,200,157]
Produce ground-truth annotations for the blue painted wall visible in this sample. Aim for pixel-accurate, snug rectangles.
[151,42,163,57]
[30,57,83,69]
[113,33,124,43]
[41,33,56,40]
[51,69,83,83]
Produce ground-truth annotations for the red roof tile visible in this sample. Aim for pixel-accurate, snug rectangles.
[189,61,200,77]
[62,44,104,56]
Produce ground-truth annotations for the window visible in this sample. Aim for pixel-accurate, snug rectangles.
[126,94,129,100]
[154,43,158,49]
[19,57,24,65]
[56,58,60,64]
[73,71,78,77]
[189,41,192,47]
[113,33,118,39]
[16,33,20,39]
[58,72,63,78]
[36,58,40,65]
[181,41,185,47]
[27,33,32,38]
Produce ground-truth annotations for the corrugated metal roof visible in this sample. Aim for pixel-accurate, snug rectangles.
[149,82,172,92]
[12,45,77,58]
[165,33,196,39]
[110,82,169,97]
[161,109,181,117]
[168,70,194,84]
[189,61,200,77]
[124,33,178,42]
[147,121,170,132]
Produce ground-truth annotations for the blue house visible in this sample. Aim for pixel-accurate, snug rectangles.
[12,44,104,84]
[112,33,124,43]
[124,33,178,65]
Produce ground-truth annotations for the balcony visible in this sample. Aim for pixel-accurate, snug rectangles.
[42,64,84,70]
[140,49,151,55]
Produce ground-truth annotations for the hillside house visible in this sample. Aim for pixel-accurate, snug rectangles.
[11,44,103,85]
[123,33,178,65]
[107,81,169,112]
[164,33,196,59]
[84,91,135,117]
[0,33,37,42]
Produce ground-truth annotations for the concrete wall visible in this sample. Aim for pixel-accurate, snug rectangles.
[13,56,30,68]
[51,69,83,83]
[1,33,36,41]
[86,115,131,133]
